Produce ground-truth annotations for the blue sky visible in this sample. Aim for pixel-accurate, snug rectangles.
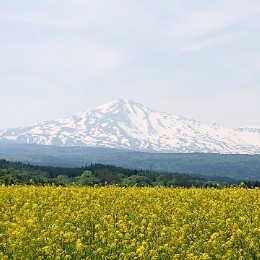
[0,0,260,129]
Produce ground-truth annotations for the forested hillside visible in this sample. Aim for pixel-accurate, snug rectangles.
[0,159,250,187]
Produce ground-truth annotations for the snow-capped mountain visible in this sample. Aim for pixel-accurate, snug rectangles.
[0,99,260,154]
[236,126,260,134]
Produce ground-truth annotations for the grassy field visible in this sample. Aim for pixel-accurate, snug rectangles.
[0,186,259,259]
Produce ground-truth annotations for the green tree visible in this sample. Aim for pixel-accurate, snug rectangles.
[79,171,99,185]
[56,175,71,184]
[121,175,151,186]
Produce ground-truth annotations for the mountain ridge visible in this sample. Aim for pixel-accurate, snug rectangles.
[0,99,260,154]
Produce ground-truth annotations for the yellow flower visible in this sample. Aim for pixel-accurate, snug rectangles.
[0,185,259,259]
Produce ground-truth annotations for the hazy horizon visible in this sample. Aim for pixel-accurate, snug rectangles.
[0,0,260,129]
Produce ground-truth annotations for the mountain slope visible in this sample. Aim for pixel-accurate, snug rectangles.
[0,99,260,154]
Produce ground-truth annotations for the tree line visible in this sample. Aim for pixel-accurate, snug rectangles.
[1,159,259,187]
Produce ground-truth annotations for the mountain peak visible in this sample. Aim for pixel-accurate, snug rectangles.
[0,100,260,154]
[92,99,150,117]
[94,99,139,109]
[107,99,144,108]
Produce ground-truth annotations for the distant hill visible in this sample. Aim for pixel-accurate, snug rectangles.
[0,99,260,154]
[0,142,260,180]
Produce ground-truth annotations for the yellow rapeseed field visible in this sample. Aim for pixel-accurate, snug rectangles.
[0,186,259,259]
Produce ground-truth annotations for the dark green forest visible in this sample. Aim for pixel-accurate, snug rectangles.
[2,159,255,187]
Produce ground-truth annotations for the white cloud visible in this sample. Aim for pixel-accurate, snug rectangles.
[164,0,260,52]
[0,0,140,30]
[179,33,238,53]
[0,38,129,78]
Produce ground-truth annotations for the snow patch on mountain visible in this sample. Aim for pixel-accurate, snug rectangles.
[236,126,260,134]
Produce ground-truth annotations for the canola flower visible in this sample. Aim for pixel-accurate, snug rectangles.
[0,185,259,259]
